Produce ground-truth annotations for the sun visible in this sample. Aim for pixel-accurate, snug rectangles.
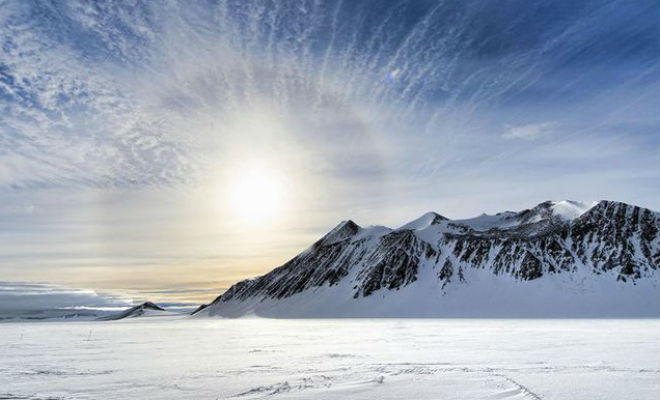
[230,170,282,223]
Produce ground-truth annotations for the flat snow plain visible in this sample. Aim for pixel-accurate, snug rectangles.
[1,318,658,399]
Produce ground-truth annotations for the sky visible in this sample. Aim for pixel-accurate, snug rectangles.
[0,0,658,310]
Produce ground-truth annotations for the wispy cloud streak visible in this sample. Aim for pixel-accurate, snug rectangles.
[0,0,657,299]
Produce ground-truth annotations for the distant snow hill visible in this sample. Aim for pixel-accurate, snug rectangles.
[195,200,660,318]
[98,302,175,321]
[0,302,178,322]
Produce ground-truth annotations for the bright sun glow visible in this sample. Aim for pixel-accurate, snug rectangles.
[230,170,282,224]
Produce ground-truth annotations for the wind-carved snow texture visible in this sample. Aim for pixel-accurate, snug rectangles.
[198,200,660,317]
[0,319,658,399]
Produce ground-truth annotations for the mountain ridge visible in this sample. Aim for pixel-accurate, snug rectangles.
[99,302,171,321]
[194,200,659,318]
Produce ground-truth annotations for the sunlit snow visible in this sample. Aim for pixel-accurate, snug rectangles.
[1,318,658,399]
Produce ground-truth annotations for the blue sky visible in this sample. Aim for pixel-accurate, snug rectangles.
[0,0,658,306]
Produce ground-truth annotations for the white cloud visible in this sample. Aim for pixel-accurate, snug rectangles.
[0,1,657,300]
[0,281,131,317]
[502,121,558,140]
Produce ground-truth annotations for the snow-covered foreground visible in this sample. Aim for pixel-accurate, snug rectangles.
[1,319,658,399]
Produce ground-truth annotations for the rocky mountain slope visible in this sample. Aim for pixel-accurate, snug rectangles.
[99,302,172,321]
[195,200,659,318]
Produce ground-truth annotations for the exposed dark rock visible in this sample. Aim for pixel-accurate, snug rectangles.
[99,302,167,321]
[211,201,659,305]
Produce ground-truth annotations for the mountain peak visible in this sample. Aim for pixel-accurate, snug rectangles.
[398,211,448,230]
[546,200,597,220]
[317,220,361,246]
[513,200,596,225]
[138,301,166,311]
[99,301,167,321]
[334,219,360,231]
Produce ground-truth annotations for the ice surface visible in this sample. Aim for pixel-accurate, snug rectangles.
[0,319,657,399]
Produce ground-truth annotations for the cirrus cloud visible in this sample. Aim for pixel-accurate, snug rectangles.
[0,281,131,318]
[502,121,558,140]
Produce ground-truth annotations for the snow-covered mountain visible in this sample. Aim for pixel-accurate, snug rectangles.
[195,200,660,318]
[99,302,174,321]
